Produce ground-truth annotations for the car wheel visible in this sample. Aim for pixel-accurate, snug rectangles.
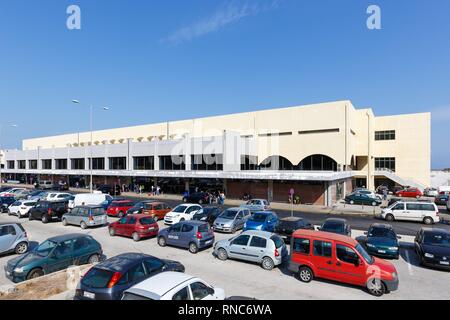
[385,214,395,222]
[189,242,199,254]
[109,228,115,236]
[423,217,434,225]
[27,268,44,280]
[15,242,28,254]
[158,236,167,247]
[118,211,124,218]
[366,278,386,297]
[298,266,314,283]
[88,254,100,264]
[80,221,87,229]
[261,257,275,270]
[62,218,68,226]
[217,248,228,261]
[350,200,354,205]
[132,232,141,242]
[41,215,49,224]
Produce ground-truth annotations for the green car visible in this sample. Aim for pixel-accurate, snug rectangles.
[4,233,103,283]
[345,192,382,206]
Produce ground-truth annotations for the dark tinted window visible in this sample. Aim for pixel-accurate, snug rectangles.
[172,286,189,300]
[81,268,115,288]
[128,217,137,225]
[139,217,156,225]
[171,224,182,232]
[232,235,250,246]
[122,292,152,300]
[313,240,332,257]
[293,238,310,254]
[368,227,396,239]
[336,244,359,264]
[197,224,209,233]
[190,282,211,300]
[73,237,89,251]
[420,204,436,212]
[406,203,420,211]
[0,225,16,236]
[182,224,194,233]
[127,263,146,283]
[271,235,284,248]
[143,259,164,273]
[322,221,344,233]
[249,236,267,248]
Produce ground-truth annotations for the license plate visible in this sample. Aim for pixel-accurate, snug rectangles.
[439,261,449,266]
[83,291,95,299]
[205,240,212,244]
[378,250,386,254]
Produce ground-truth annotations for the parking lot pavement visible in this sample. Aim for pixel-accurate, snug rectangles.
[0,214,449,300]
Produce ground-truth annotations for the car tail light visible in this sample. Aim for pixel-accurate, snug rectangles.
[107,272,123,288]
[196,232,203,239]
[274,249,280,257]
[48,208,53,215]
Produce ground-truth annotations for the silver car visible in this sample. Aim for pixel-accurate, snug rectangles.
[240,199,271,213]
[213,208,251,233]
[0,223,29,255]
[213,230,288,270]
[62,206,108,229]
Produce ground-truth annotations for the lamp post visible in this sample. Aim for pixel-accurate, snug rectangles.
[72,100,109,193]
[0,124,18,188]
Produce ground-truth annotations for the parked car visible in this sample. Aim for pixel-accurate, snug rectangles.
[126,200,156,215]
[414,228,450,270]
[274,217,314,243]
[354,189,383,201]
[109,214,159,241]
[75,253,185,300]
[62,206,108,229]
[435,193,449,206]
[288,229,399,296]
[214,230,287,270]
[122,271,225,301]
[318,218,352,236]
[106,200,135,218]
[44,192,72,202]
[240,199,270,212]
[0,223,29,256]
[243,211,279,232]
[424,188,439,197]
[70,193,113,210]
[213,208,251,233]
[356,224,400,259]
[345,192,382,206]
[10,189,30,200]
[35,181,53,190]
[163,204,202,225]
[97,185,121,196]
[28,200,69,223]
[182,192,210,205]
[0,188,27,197]
[378,201,440,225]
[192,207,222,226]
[395,187,422,199]
[0,196,17,213]
[27,190,48,201]
[52,182,69,191]
[4,233,102,283]
[141,201,172,221]
[7,200,38,218]
[158,221,214,254]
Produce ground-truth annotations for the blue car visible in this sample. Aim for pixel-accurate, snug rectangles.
[157,221,215,254]
[243,211,279,232]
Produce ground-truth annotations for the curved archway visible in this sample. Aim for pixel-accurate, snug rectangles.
[298,154,338,171]
[259,156,295,171]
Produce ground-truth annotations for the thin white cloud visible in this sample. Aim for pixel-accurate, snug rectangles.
[431,106,450,122]
[165,0,281,45]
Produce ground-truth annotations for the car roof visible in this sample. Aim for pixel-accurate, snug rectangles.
[180,220,208,226]
[127,271,195,297]
[242,230,274,238]
[370,223,393,230]
[293,230,358,245]
[324,218,347,223]
[253,211,275,216]
[0,222,21,226]
[127,214,155,219]
[95,253,152,272]
[47,233,87,243]
[280,217,303,222]
[421,227,450,235]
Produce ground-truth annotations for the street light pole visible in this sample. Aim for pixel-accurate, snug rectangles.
[0,124,18,189]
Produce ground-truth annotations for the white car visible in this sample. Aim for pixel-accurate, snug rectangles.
[8,200,38,218]
[356,189,383,201]
[379,201,440,225]
[164,204,202,225]
[122,271,226,300]
[44,192,72,202]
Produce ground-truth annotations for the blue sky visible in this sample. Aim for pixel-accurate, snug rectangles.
[1,0,449,168]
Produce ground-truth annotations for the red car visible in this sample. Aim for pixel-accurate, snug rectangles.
[108,214,159,241]
[395,188,422,199]
[106,200,135,218]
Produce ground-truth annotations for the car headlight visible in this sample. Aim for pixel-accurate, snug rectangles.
[366,243,375,248]
[388,247,398,251]
[424,253,434,258]
[14,267,24,273]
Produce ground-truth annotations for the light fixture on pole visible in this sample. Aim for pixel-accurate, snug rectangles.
[0,124,18,188]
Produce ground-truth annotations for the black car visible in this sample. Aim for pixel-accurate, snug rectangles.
[318,218,352,237]
[28,201,68,223]
[274,217,314,242]
[126,200,156,215]
[0,197,16,213]
[75,252,185,300]
[192,207,222,226]
[97,185,121,196]
[415,228,450,270]
[182,192,210,205]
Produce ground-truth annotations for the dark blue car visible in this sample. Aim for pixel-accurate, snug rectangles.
[243,211,279,232]
[0,197,17,213]
[357,223,400,259]
[157,221,215,254]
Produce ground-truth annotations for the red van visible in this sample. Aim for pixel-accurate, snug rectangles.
[288,230,399,296]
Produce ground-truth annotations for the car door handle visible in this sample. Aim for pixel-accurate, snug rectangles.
[336,262,342,266]
[326,261,332,265]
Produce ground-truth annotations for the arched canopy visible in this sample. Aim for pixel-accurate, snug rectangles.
[298,154,338,171]
[259,156,295,171]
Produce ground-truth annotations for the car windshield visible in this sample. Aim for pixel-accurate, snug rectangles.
[322,222,344,233]
[140,217,156,225]
[278,219,301,228]
[81,267,115,288]
[90,208,105,216]
[110,201,130,207]
[219,209,238,220]
[35,240,58,257]
[250,213,267,222]
[423,233,450,247]
[173,205,188,213]
[198,224,210,233]
[369,228,396,239]
[122,292,153,300]
[355,243,374,264]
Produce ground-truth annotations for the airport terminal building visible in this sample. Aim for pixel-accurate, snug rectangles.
[2,101,431,206]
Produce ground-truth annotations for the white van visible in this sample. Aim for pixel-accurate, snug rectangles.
[44,192,72,202]
[379,201,440,225]
[69,193,113,210]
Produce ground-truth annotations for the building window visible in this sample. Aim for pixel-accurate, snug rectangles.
[90,158,105,170]
[42,159,52,170]
[71,158,85,170]
[375,157,396,172]
[298,128,340,135]
[134,157,154,170]
[258,132,292,137]
[298,155,337,171]
[29,160,38,170]
[375,130,395,141]
[18,160,26,169]
[241,155,258,170]
[191,154,223,171]
[55,159,67,170]
[159,155,185,171]
[7,161,15,169]
[109,157,127,170]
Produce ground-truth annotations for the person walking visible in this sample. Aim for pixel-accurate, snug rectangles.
[383,188,388,201]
